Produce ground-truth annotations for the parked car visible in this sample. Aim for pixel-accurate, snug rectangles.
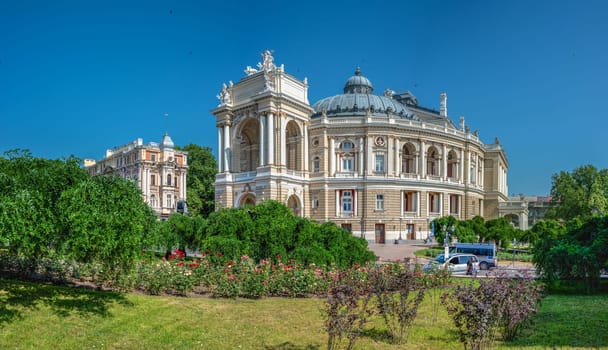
[424,253,479,275]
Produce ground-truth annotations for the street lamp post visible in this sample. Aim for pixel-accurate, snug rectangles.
[443,225,449,260]
[398,218,402,241]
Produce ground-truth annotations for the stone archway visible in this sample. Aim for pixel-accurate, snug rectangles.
[238,193,256,207]
[286,194,301,217]
[237,118,260,172]
[504,213,519,228]
[285,121,301,171]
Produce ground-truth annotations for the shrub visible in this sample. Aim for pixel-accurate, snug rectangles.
[368,263,425,344]
[323,268,373,350]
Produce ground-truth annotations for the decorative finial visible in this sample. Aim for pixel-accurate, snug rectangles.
[355,67,361,76]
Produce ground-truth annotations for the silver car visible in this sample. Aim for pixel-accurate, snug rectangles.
[424,253,479,275]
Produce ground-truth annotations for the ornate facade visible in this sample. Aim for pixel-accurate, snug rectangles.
[85,134,188,218]
[212,51,510,242]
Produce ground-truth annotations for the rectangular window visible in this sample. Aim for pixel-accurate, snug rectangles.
[376,194,384,211]
[312,157,320,173]
[151,154,156,162]
[166,194,172,208]
[312,196,319,209]
[341,223,352,233]
[342,190,353,213]
[151,175,156,186]
[429,193,441,213]
[450,195,459,214]
[375,154,385,172]
[342,157,353,172]
[403,191,418,213]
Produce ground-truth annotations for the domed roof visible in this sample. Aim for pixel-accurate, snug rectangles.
[343,67,373,94]
[312,68,418,120]
[160,133,174,149]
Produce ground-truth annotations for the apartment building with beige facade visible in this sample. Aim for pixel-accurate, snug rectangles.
[212,51,512,242]
[85,134,188,219]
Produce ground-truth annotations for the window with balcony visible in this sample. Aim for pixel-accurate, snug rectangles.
[403,191,418,213]
[449,194,460,215]
[402,143,416,174]
[342,190,353,213]
[429,192,441,214]
[447,150,458,179]
[342,157,353,172]
[427,147,440,176]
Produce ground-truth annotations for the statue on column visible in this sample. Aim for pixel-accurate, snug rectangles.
[216,82,232,106]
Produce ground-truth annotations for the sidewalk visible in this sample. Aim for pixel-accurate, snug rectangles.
[367,241,432,262]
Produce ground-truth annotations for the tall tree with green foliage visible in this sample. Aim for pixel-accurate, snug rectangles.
[547,164,608,221]
[176,144,217,217]
[58,175,158,275]
[0,150,87,261]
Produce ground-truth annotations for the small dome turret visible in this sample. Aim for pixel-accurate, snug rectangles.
[161,133,175,150]
[343,67,374,94]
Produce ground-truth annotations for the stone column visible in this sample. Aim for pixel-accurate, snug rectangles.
[460,149,465,183]
[223,124,230,172]
[329,138,335,176]
[217,127,223,172]
[280,115,286,166]
[335,190,340,216]
[442,144,448,179]
[420,141,426,178]
[400,191,404,216]
[259,114,266,166]
[303,123,308,171]
[467,151,471,184]
[353,190,358,217]
[267,112,275,165]
[394,138,400,176]
[387,137,392,175]
[359,138,364,176]
[367,136,373,175]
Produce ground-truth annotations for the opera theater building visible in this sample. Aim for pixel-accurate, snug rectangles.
[212,51,510,242]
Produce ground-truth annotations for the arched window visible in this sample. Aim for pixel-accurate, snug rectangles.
[447,150,458,178]
[150,195,156,208]
[166,194,172,208]
[402,143,416,174]
[341,141,354,150]
[427,147,440,176]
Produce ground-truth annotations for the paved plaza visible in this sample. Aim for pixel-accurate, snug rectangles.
[367,241,432,262]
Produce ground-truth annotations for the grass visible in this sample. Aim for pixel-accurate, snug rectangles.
[1,278,607,349]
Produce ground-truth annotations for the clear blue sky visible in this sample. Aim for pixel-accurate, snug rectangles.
[1,0,607,196]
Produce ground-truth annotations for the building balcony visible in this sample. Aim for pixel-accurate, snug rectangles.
[234,171,257,182]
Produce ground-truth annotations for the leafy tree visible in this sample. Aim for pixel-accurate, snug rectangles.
[58,175,157,275]
[431,216,458,245]
[483,217,515,248]
[547,165,608,221]
[533,216,608,292]
[176,144,217,217]
[0,150,87,263]
[200,201,375,267]
[155,214,205,256]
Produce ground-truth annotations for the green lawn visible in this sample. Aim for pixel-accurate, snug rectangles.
[1,278,607,349]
